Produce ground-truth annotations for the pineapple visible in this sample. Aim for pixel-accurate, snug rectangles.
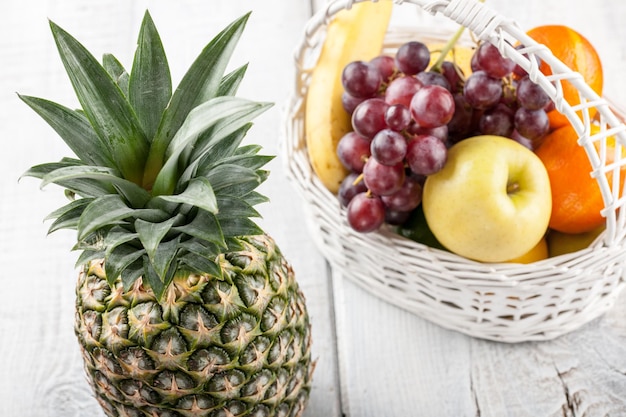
[21,11,313,417]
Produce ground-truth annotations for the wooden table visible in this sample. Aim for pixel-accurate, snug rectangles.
[2,1,626,416]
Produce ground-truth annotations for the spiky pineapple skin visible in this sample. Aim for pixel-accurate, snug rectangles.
[75,234,312,417]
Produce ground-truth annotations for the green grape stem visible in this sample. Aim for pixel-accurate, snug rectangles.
[430,25,467,73]
[430,0,485,73]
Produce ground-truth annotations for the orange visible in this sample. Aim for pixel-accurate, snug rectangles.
[526,25,603,129]
[535,124,624,234]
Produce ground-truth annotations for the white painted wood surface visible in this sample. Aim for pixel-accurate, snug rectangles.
[1,1,626,417]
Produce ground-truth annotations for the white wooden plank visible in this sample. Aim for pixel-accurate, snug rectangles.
[335,270,626,417]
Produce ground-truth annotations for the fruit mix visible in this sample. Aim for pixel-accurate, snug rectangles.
[338,38,549,232]
[329,24,612,261]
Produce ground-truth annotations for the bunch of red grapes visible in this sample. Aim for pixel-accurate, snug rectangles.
[337,39,551,233]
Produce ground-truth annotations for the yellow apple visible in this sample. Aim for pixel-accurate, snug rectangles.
[504,237,548,264]
[547,226,605,257]
[422,135,552,262]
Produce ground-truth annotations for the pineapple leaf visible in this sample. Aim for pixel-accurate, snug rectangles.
[142,258,166,300]
[178,240,220,259]
[240,190,270,207]
[195,145,273,183]
[150,237,180,285]
[40,165,151,207]
[45,197,91,222]
[111,183,151,209]
[141,240,179,299]
[102,54,130,97]
[219,217,263,237]
[23,160,85,182]
[217,178,267,200]
[216,148,274,171]
[50,20,149,185]
[135,218,177,263]
[132,208,173,223]
[24,161,121,198]
[47,209,81,233]
[121,260,144,291]
[17,95,115,167]
[230,148,275,170]
[205,164,260,193]
[104,227,139,258]
[177,239,223,279]
[58,180,116,199]
[225,237,246,253]
[40,165,119,187]
[75,250,106,268]
[173,209,226,249]
[215,196,261,219]
[195,123,252,169]
[187,102,273,169]
[179,253,222,279]
[77,195,134,240]
[46,198,93,233]
[156,177,217,214]
[179,123,252,187]
[217,63,248,97]
[143,12,250,188]
[129,11,172,141]
[151,96,271,195]
[105,244,146,286]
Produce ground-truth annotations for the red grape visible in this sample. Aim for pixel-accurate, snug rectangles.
[514,107,549,140]
[395,41,431,75]
[463,70,503,109]
[338,172,368,207]
[410,85,455,128]
[510,129,534,150]
[347,192,386,233]
[362,158,405,196]
[512,44,543,78]
[342,92,366,115]
[342,60,382,98]
[352,98,389,139]
[406,134,448,176]
[337,131,371,173]
[385,104,411,132]
[438,60,464,93]
[385,76,422,107]
[517,75,550,110]
[370,128,407,166]
[447,93,474,138]
[471,52,483,72]
[408,124,449,144]
[416,70,451,91]
[501,78,519,107]
[381,176,423,212]
[384,209,412,226]
[474,41,515,78]
[478,103,514,137]
[370,55,397,84]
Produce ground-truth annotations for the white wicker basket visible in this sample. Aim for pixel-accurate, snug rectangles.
[282,0,626,342]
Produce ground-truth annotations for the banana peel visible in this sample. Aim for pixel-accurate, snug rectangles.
[305,1,393,194]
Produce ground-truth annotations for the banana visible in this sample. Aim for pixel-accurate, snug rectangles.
[305,1,393,194]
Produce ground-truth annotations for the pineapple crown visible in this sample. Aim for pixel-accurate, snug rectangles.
[20,11,274,299]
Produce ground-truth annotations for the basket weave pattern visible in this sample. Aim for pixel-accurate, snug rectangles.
[282,0,626,342]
